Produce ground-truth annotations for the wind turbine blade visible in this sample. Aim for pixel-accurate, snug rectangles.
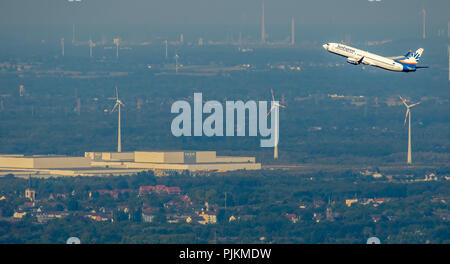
[398,95,408,107]
[403,109,410,126]
[278,104,287,108]
[111,102,119,113]
[266,106,276,118]
[271,88,275,102]
[115,86,119,100]
[409,101,421,108]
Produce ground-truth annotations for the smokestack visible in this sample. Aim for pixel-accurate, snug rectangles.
[137,98,142,111]
[422,9,426,40]
[89,38,93,57]
[61,38,64,56]
[72,24,75,45]
[261,0,265,44]
[165,40,168,59]
[175,54,179,74]
[114,38,120,58]
[19,85,24,97]
[76,98,81,115]
[291,17,295,46]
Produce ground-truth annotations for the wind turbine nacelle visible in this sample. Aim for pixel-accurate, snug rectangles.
[346,58,361,65]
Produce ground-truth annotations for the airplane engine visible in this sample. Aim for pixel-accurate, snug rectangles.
[346,58,360,65]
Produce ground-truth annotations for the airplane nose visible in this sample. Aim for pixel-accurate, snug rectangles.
[322,44,328,50]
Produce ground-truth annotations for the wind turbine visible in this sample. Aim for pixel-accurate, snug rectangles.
[399,95,421,165]
[267,88,286,159]
[110,86,125,152]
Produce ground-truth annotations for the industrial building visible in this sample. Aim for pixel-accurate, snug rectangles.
[85,151,260,172]
[0,155,91,169]
[0,151,261,178]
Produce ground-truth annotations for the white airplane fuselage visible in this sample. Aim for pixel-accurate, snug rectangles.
[322,43,420,72]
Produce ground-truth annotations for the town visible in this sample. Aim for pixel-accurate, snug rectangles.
[0,166,448,243]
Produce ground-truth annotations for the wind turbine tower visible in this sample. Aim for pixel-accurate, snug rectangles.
[267,88,286,159]
[291,17,295,46]
[399,96,421,165]
[448,46,450,81]
[110,86,125,152]
[261,0,265,44]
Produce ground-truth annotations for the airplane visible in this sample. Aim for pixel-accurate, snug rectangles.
[322,43,428,72]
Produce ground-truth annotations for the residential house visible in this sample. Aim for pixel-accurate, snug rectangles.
[141,208,154,223]
[199,210,217,224]
[25,189,36,202]
[346,199,358,207]
[186,215,205,224]
[13,211,27,219]
[285,213,299,223]
[139,185,181,196]
[85,213,111,222]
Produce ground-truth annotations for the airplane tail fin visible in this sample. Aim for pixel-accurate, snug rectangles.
[401,48,424,64]
[404,50,412,57]
[412,48,424,60]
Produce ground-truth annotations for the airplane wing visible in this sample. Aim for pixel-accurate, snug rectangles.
[359,57,373,66]
[386,56,405,60]
[386,50,413,60]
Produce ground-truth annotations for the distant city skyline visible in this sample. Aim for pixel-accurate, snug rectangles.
[0,0,448,28]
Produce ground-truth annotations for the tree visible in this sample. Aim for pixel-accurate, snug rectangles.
[216,209,226,224]
[67,199,79,211]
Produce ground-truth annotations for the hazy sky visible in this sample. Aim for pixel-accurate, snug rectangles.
[0,0,448,28]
